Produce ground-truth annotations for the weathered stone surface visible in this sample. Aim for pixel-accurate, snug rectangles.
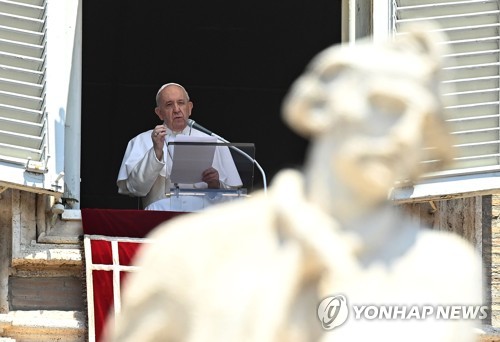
[491,194,500,328]
[10,276,84,311]
[0,310,86,341]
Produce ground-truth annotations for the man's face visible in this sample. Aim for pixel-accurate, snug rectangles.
[155,85,193,132]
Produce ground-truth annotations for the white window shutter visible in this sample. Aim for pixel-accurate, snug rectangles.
[0,0,65,195]
[384,0,500,202]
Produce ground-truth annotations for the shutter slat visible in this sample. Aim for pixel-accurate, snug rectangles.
[0,25,45,45]
[448,114,500,132]
[0,129,42,149]
[0,63,43,83]
[10,1,45,7]
[0,77,43,96]
[446,40,500,55]
[451,128,500,145]
[444,51,500,69]
[0,142,42,162]
[0,103,42,122]
[0,38,43,58]
[0,13,44,32]
[396,12,500,31]
[0,91,43,110]
[0,116,42,136]
[445,88,499,107]
[0,0,45,19]
[450,156,499,170]
[397,0,499,10]
[0,51,42,70]
[445,76,499,93]
[443,65,500,82]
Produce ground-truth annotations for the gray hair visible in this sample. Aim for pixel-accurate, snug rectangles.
[155,83,190,106]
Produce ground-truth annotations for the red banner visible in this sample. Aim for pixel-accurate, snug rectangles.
[81,209,186,342]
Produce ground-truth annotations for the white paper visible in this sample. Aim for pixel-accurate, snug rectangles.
[169,135,217,184]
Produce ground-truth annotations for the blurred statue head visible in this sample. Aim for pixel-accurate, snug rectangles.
[282,26,454,216]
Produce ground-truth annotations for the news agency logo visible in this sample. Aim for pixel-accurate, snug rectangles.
[317,294,488,331]
[317,295,349,330]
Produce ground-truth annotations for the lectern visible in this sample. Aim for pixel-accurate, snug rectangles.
[166,140,256,210]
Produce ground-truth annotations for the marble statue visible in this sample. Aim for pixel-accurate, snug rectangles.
[106,26,484,342]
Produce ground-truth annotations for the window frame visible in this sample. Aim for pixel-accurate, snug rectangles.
[370,0,500,203]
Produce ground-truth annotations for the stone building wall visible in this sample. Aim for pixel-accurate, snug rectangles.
[0,188,85,341]
[490,195,500,327]
[401,195,499,341]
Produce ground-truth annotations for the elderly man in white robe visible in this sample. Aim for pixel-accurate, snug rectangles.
[117,83,242,211]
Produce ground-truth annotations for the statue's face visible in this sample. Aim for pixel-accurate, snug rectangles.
[327,66,441,202]
[283,39,452,206]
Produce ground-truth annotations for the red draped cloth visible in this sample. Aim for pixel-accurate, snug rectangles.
[81,208,185,238]
[81,209,186,342]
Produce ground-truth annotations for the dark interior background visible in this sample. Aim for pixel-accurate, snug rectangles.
[81,1,342,209]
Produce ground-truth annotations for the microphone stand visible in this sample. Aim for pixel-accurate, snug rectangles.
[211,133,268,195]
[188,119,268,194]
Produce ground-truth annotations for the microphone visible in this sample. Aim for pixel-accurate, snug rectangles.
[188,119,213,136]
[187,119,268,194]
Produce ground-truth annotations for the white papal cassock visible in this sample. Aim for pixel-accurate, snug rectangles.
[117,125,242,212]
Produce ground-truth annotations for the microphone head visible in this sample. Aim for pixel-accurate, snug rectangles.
[187,119,195,128]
